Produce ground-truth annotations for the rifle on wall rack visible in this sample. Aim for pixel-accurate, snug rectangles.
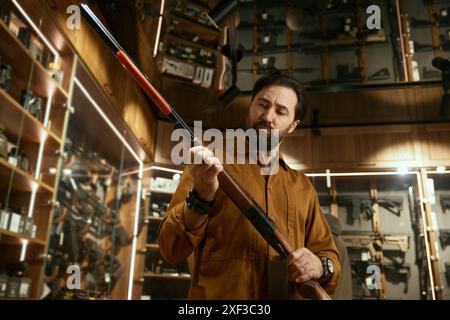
[79,3,331,300]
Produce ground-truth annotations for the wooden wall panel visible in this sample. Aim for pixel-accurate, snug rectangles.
[307,88,418,126]
[413,86,442,120]
[310,125,422,170]
[279,130,313,170]
[420,124,450,166]
[163,85,443,130]
[311,128,360,169]
[154,120,177,165]
[154,121,450,171]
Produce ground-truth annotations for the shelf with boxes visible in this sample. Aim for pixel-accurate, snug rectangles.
[133,164,192,300]
[0,0,74,300]
[157,0,224,89]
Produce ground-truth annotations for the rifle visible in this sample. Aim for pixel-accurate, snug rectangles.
[336,65,361,82]
[423,67,441,79]
[80,3,331,300]
[341,231,409,256]
[351,259,410,294]
[440,229,450,249]
[440,35,450,52]
[438,8,450,27]
[413,41,435,52]
[368,68,390,81]
[319,195,404,222]
[410,17,432,28]
[440,195,450,214]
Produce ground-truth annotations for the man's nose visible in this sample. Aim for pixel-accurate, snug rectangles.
[261,107,276,125]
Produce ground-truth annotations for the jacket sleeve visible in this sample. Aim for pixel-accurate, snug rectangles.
[157,167,209,264]
[304,189,341,295]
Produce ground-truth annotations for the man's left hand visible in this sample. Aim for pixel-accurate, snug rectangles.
[288,248,323,284]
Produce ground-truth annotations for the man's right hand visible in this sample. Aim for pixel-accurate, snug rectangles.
[183,146,223,231]
[188,146,223,202]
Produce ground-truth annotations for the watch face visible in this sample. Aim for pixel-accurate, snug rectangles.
[327,260,334,274]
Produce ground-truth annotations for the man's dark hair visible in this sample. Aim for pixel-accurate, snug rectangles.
[251,73,308,121]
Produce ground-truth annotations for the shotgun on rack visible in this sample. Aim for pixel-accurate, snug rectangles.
[79,3,331,300]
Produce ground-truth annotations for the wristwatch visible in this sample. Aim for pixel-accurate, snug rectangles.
[319,256,334,284]
[186,188,215,215]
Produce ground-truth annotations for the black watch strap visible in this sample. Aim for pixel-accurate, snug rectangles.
[186,188,215,215]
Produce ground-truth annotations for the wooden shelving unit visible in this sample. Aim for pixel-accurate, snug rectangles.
[132,164,191,300]
[147,189,175,196]
[0,228,46,246]
[157,0,225,93]
[0,20,69,104]
[0,0,73,300]
[145,215,164,222]
[0,157,54,195]
[170,13,220,36]
[165,33,220,53]
[0,89,61,148]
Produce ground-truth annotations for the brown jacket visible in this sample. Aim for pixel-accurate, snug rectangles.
[158,158,340,299]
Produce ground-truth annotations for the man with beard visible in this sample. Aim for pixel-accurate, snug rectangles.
[158,74,340,299]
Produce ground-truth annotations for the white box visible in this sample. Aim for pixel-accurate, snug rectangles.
[201,68,214,88]
[8,212,21,233]
[0,210,10,229]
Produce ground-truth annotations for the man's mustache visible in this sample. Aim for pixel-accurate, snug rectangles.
[253,121,276,130]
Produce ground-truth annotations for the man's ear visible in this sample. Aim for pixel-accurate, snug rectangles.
[288,120,300,134]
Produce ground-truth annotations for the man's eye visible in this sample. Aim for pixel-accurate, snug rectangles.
[277,110,287,115]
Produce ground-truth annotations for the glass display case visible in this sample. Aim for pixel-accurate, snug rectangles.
[426,170,450,300]
[308,171,435,300]
[43,60,146,300]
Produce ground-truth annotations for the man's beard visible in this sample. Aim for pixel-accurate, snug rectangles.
[251,120,289,151]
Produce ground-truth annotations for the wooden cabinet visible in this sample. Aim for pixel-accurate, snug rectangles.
[310,125,423,170]
[279,129,313,170]
[419,124,450,167]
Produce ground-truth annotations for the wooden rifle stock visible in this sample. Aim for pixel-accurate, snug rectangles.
[80,3,331,300]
